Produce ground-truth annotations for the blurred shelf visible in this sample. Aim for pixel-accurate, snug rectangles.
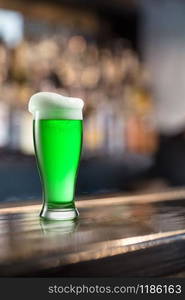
[0,153,153,202]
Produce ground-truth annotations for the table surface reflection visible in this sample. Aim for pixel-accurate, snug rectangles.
[0,189,185,277]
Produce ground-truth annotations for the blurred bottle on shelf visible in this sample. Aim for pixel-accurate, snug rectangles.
[0,102,9,148]
[8,108,21,150]
[19,111,34,155]
[126,86,158,154]
[83,106,105,156]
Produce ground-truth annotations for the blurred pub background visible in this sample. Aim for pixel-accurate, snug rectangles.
[0,0,185,202]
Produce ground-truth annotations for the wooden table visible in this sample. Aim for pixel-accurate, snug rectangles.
[0,189,185,277]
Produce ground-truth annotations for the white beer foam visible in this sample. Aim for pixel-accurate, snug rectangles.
[28,92,84,120]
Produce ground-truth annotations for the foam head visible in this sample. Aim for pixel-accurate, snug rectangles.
[28,92,84,120]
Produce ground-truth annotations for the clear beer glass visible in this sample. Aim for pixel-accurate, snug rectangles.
[28,92,84,220]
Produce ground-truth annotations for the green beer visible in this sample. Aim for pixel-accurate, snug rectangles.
[29,92,84,220]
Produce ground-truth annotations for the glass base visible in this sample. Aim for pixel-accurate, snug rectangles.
[40,218,79,234]
[40,207,79,221]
